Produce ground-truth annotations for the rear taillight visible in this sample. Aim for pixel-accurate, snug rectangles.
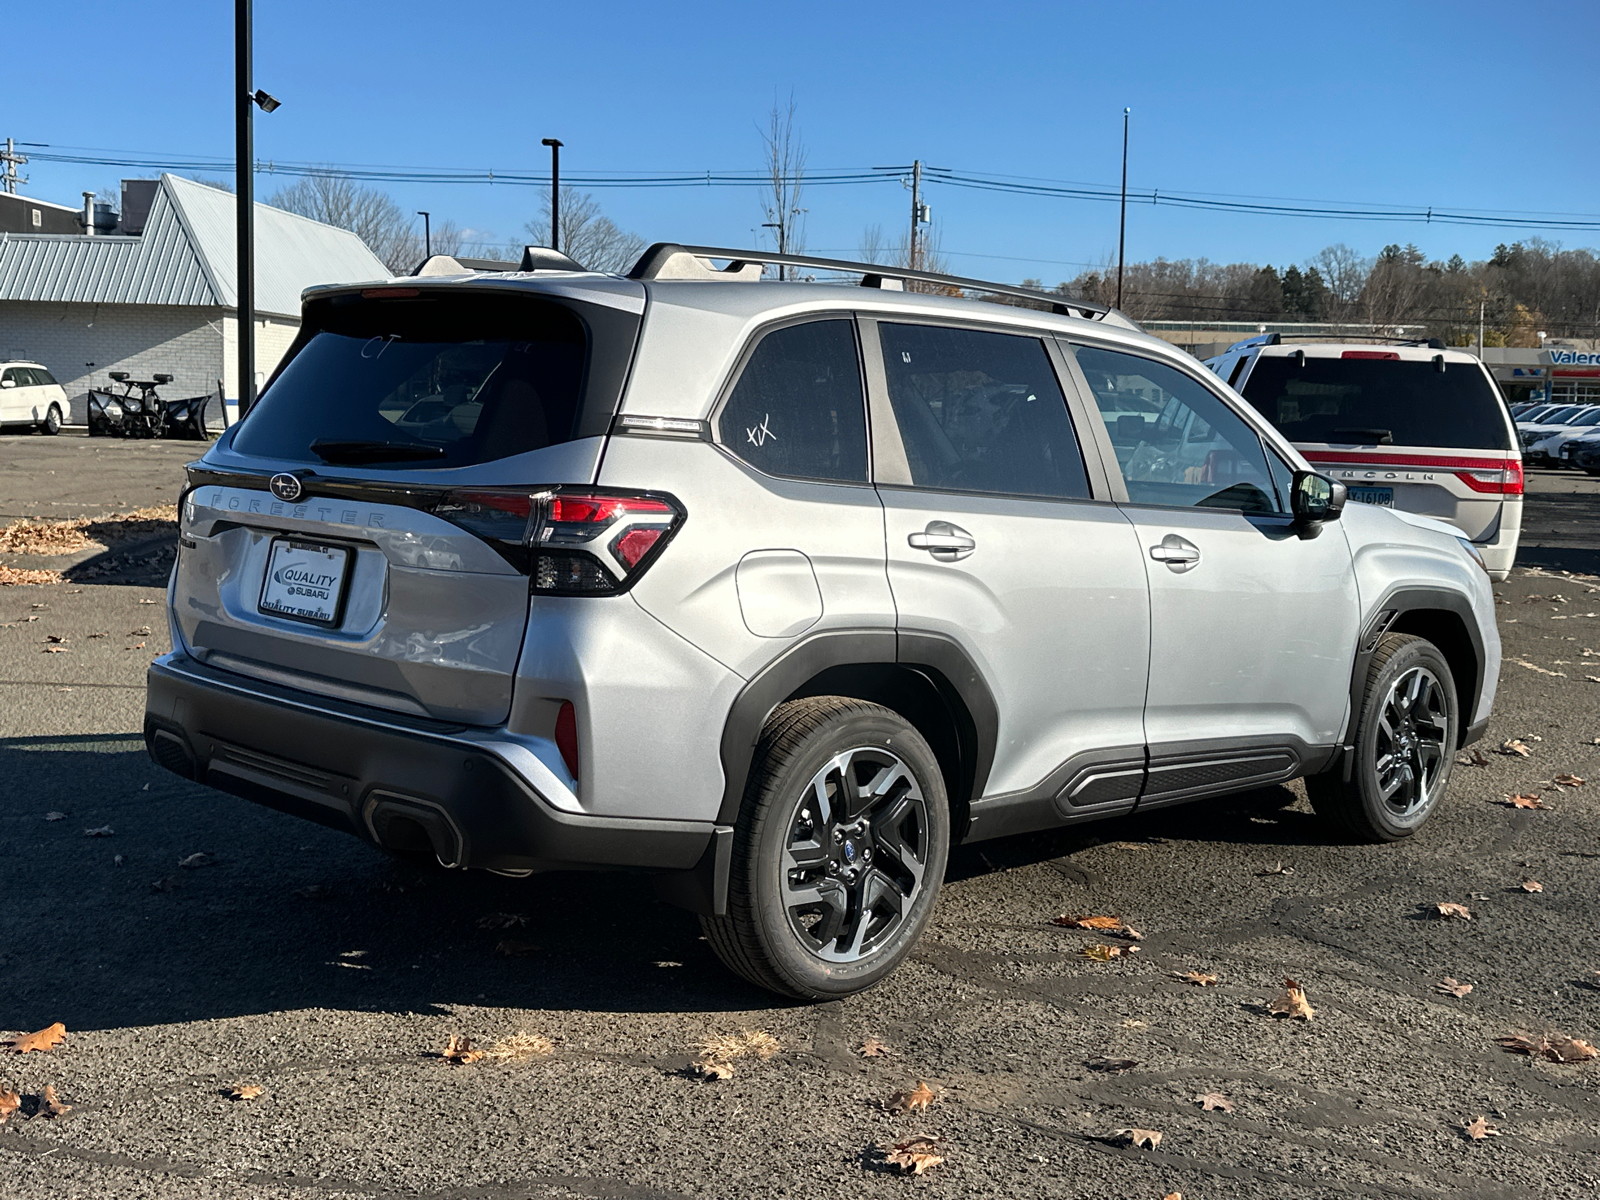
[555,701,579,778]
[1341,350,1401,360]
[1455,458,1523,495]
[429,487,684,593]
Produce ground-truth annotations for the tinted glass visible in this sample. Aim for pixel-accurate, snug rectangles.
[1074,344,1279,513]
[1241,356,1512,450]
[878,323,1089,500]
[0,368,20,385]
[719,320,867,483]
[233,295,596,469]
[30,368,57,386]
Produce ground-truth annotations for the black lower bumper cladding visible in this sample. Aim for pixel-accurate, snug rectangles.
[143,653,712,875]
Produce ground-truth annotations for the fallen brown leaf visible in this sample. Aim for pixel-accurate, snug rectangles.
[1196,1091,1234,1113]
[1173,970,1219,986]
[178,852,215,869]
[1520,878,1544,893]
[42,645,69,654]
[1086,1056,1139,1073]
[494,939,537,957]
[1268,978,1315,1020]
[858,1038,892,1058]
[1256,861,1294,876]
[1434,902,1473,920]
[39,1084,70,1118]
[1080,943,1139,961]
[1052,914,1144,940]
[1433,977,1474,998]
[224,1084,264,1100]
[1462,1115,1500,1141]
[887,1080,936,1113]
[1117,1128,1163,1150]
[1552,773,1586,787]
[693,1059,734,1080]
[477,912,528,930]
[1496,1032,1599,1063]
[83,825,114,837]
[884,1136,944,1175]
[2,1023,65,1054]
[1164,1194,1183,1200]
[43,811,65,821]
[441,1035,484,1064]
[1462,749,1490,767]
[1498,739,1531,757]
[0,1088,19,1123]
[1501,794,1549,810]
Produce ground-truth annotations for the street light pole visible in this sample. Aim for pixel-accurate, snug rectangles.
[418,211,430,258]
[1116,107,1129,311]
[541,138,562,252]
[236,0,255,416]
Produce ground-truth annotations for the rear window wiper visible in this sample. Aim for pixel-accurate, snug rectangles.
[309,439,449,465]
[1329,428,1393,445]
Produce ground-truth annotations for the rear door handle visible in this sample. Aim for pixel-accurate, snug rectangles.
[1149,533,1201,572]
[909,521,976,562]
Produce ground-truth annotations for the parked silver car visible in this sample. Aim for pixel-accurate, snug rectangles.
[146,246,1501,998]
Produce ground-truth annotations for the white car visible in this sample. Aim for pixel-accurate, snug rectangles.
[1520,404,1600,466]
[1206,338,1522,579]
[0,362,68,434]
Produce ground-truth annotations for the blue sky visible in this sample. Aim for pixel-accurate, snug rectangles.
[5,0,1597,282]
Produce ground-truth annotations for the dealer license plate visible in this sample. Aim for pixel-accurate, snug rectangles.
[1347,486,1394,507]
[259,539,351,625]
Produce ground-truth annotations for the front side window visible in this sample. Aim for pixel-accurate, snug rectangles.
[718,319,868,483]
[878,323,1089,500]
[0,368,20,387]
[1074,344,1279,513]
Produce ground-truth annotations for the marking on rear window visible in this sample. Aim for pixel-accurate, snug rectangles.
[746,414,778,447]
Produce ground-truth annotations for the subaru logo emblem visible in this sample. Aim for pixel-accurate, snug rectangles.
[269,473,303,502]
[843,840,857,863]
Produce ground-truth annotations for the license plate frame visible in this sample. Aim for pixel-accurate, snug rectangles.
[1346,486,1395,508]
[258,538,352,626]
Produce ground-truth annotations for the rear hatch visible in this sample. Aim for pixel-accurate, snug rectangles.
[1238,348,1519,543]
[174,281,644,725]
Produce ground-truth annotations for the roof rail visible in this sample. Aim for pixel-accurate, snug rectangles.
[626,243,1137,328]
[1226,332,1447,354]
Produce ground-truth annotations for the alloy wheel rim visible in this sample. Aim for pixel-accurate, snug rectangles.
[781,746,930,964]
[1374,665,1449,818]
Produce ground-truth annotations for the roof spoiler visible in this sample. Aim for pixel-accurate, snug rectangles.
[626,243,1138,329]
[411,246,586,277]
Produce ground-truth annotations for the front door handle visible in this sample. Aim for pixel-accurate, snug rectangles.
[1149,533,1201,572]
[909,521,976,562]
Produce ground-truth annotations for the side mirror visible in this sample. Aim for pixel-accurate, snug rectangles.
[0,379,13,389]
[1291,470,1346,524]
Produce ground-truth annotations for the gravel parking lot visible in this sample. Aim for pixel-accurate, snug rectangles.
[1,435,1597,1200]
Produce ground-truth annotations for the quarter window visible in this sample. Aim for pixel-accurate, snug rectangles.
[877,323,1089,500]
[718,319,868,483]
[1073,344,1280,513]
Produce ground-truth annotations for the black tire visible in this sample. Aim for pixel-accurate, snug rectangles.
[40,404,62,436]
[701,697,950,1000]
[1307,633,1458,842]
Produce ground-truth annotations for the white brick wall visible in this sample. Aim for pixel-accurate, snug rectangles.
[0,301,302,427]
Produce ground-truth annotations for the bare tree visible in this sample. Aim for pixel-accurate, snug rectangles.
[759,94,807,278]
[524,187,645,274]
[268,172,421,273]
[1310,244,1371,318]
[858,224,888,265]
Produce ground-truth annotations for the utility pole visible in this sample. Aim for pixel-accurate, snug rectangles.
[909,159,922,273]
[0,139,27,195]
[235,1,279,416]
[418,211,431,258]
[541,138,562,252]
[1116,107,1130,311]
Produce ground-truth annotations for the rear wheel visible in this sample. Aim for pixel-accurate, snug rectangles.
[702,697,949,999]
[1307,633,1458,841]
[40,404,62,436]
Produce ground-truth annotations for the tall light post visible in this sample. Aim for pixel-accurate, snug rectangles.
[541,138,562,252]
[235,0,280,416]
[418,210,431,258]
[1116,107,1129,311]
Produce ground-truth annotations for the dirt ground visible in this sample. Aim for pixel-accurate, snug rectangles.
[0,437,1596,1200]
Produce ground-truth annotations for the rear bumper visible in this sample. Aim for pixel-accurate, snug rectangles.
[144,652,715,874]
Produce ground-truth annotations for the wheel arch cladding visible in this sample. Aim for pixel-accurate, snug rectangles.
[716,630,998,837]
[1387,607,1478,743]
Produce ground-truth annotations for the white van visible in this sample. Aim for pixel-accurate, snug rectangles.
[1207,338,1522,579]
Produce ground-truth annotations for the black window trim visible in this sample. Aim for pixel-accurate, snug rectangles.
[858,313,1117,506]
[1056,336,1297,517]
[707,311,876,490]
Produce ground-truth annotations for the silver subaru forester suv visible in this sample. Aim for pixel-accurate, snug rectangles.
[146,244,1501,999]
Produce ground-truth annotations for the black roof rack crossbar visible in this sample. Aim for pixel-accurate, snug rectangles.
[1232,332,1444,350]
[627,243,1127,325]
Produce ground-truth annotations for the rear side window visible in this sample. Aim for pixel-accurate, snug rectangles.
[30,368,58,387]
[878,323,1089,500]
[717,319,868,483]
[1241,357,1512,450]
[234,293,638,469]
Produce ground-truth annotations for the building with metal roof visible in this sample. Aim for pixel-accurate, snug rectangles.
[0,174,389,426]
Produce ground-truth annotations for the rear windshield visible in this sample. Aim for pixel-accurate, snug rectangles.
[233,291,638,469]
[1241,356,1512,450]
